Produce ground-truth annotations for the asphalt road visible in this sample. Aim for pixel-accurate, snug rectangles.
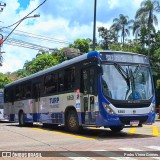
[0,121,160,160]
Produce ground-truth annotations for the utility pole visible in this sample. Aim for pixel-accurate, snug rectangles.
[0,34,3,66]
[92,0,97,51]
[0,1,6,66]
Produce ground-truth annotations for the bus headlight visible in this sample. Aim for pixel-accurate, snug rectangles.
[150,103,155,113]
[102,103,116,114]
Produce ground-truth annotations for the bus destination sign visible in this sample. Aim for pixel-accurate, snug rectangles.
[99,52,149,64]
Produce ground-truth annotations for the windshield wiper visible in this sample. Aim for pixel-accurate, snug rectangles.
[113,63,130,89]
[133,65,141,76]
[114,63,131,100]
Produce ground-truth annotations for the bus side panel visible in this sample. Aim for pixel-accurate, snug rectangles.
[4,102,14,121]
[14,99,34,122]
[38,92,81,125]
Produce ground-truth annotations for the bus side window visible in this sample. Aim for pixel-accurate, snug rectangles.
[52,74,58,93]
[44,74,58,94]
[4,88,13,103]
[25,83,31,98]
[58,72,64,92]
[44,74,52,94]
[15,85,21,100]
[4,89,8,103]
[64,67,75,91]
[32,83,40,101]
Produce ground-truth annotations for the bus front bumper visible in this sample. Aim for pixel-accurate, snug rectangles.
[96,112,156,127]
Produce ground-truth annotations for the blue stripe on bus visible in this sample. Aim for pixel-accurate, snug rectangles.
[9,114,15,121]
[33,113,40,122]
[8,111,155,127]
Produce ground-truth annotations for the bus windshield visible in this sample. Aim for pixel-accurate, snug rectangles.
[102,64,153,101]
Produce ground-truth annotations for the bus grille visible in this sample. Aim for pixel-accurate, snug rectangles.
[119,116,148,125]
[113,103,150,108]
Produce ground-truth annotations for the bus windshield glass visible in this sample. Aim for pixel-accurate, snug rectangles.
[102,64,153,101]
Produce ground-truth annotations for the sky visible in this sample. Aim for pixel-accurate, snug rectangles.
[0,0,159,73]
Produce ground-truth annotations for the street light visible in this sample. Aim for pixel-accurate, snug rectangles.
[93,0,97,51]
[2,14,40,44]
[23,14,40,19]
[0,14,40,66]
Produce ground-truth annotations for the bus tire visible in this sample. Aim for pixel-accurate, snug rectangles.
[66,110,79,133]
[19,111,25,127]
[110,126,123,132]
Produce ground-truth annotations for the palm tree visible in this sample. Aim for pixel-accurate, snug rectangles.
[133,17,146,38]
[110,14,133,45]
[135,0,160,55]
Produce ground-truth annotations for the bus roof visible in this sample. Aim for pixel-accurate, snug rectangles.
[5,50,148,88]
[5,51,98,87]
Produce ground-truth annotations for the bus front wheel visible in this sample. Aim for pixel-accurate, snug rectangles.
[66,110,79,133]
[110,126,123,132]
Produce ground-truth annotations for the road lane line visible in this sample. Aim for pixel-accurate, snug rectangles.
[153,126,159,136]
[32,128,43,130]
[60,152,95,160]
[110,158,137,160]
[32,128,96,140]
[146,146,160,150]
[119,148,142,151]
[128,128,136,134]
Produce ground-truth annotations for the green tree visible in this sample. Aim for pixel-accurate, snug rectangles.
[98,27,118,49]
[135,0,160,54]
[52,50,67,63]
[69,39,89,53]
[0,73,12,88]
[111,14,133,45]
[20,50,67,75]
[109,40,144,54]
[29,54,59,74]
[14,69,28,78]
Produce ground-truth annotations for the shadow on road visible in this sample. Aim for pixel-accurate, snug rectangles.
[5,122,155,140]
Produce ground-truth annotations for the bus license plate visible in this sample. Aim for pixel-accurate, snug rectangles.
[130,120,139,126]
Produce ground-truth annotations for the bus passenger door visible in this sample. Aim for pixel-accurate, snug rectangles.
[81,67,97,124]
[32,83,41,122]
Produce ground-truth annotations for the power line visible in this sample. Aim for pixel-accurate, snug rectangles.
[2,0,47,44]
[1,28,71,44]
[4,37,60,52]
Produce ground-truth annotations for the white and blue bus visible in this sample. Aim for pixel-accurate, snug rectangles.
[4,51,155,132]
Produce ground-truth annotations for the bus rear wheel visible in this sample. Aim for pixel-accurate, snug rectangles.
[110,126,123,132]
[66,110,79,133]
[19,111,25,127]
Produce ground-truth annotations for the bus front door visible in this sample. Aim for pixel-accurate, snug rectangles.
[82,67,96,124]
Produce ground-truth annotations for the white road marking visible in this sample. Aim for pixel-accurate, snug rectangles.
[60,152,95,160]
[146,146,160,151]
[110,158,137,160]
[119,148,142,151]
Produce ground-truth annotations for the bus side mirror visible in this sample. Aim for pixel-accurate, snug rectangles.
[98,66,103,75]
